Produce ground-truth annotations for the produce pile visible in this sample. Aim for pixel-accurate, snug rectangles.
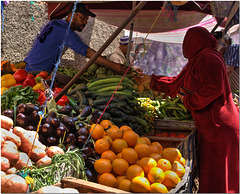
[87,121,186,192]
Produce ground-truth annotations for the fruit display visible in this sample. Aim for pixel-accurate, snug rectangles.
[90,121,186,192]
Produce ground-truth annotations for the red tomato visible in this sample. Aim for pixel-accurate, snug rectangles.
[155,134,162,137]
[177,134,186,138]
[169,133,177,137]
[161,132,169,137]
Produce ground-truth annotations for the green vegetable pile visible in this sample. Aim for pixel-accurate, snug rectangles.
[25,148,87,191]
[1,86,39,112]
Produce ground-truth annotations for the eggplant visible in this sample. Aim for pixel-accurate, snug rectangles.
[80,106,92,117]
[17,103,27,114]
[76,135,87,147]
[46,136,58,146]
[58,105,73,115]
[86,141,94,149]
[26,103,39,115]
[77,122,85,128]
[25,125,37,131]
[75,127,89,137]
[55,124,67,137]
[46,111,57,123]
[16,113,29,127]
[41,123,54,136]
[91,110,103,123]
[61,115,76,132]
[30,110,40,125]
[82,146,93,158]
[80,153,88,161]
[65,144,77,151]
[2,109,14,120]
[50,117,60,128]
[64,133,76,145]
[85,158,95,170]
[85,168,96,182]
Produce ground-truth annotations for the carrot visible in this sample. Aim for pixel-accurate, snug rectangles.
[1,128,21,148]
[0,115,13,131]
[12,126,46,153]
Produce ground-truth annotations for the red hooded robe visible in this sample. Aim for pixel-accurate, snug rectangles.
[150,27,239,193]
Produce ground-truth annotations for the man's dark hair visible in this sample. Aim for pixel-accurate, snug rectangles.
[68,3,96,18]
[213,31,223,40]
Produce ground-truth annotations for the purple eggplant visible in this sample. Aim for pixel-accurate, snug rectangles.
[85,159,95,170]
[46,111,57,123]
[30,110,40,125]
[64,133,76,145]
[82,146,93,158]
[76,135,87,147]
[91,110,103,123]
[55,124,67,137]
[80,106,92,117]
[50,117,60,128]
[17,103,27,114]
[75,127,89,137]
[58,105,73,115]
[16,113,29,127]
[65,144,77,151]
[26,103,39,115]
[26,125,37,131]
[85,168,96,182]
[41,123,53,136]
[2,109,14,120]
[46,136,58,146]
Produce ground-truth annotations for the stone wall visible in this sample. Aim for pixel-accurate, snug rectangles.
[1,1,124,70]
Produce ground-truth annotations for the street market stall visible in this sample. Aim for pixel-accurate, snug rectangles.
[1,1,239,193]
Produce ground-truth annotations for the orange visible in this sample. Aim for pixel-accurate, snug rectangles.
[161,148,182,163]
[101,150,116,162]
[149,183,168,193]
[141,137,151,145]
[179,157,186,166]
[118,178,132,192]
[162,170,180,189]
[131,176,150,193]
[147,167,165,184]
[111,139,128,154]
[106,127,122,140]
[112,158,129,175]
[116,152,122,158]
[139,157,157,174]
[89,124,104,140]
[149,153,162,162]
[94,139,110,154]
[134,144,150,159]
[121,148,138,165]
[94,158,112,174]
[122,130,138,147]
[157,159,172,172]
[127,164,144,180]
[149,145,160,154]
[98,172,117,188]
[116,175,127,187]
[171,161,185,178]
[134,137,147,146]
[135,159,140,165]
[151,142,163,153]
[119,125,132,134]
[100,120,112,130]
[102,135,113,147]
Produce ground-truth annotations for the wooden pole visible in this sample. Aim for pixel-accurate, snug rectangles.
[55,1,147,101]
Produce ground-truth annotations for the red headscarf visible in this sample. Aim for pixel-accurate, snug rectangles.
[150,26,221,97]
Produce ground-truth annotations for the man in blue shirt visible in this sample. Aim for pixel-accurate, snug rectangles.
[25,3,133,75]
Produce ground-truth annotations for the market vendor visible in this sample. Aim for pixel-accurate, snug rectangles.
[24,3,133,75]
[141,26,239,193]
[108,35,143,74]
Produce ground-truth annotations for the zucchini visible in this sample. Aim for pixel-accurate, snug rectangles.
[89,75,134,85]
[67,83,87,95]
[96,85,124,92]
[106,108,125,117]
[111,117,125,125]
[76,90,87,105]
[89,82,134,91]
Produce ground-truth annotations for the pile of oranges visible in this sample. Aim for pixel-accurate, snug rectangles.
[90,120,186,193]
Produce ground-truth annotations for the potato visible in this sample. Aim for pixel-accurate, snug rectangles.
[36,155,52,168]
[5,167,17,174]
[1,135,5,148]
[28,148,46,162]
[1,171,6,176]
[1,128,21,148]
[13,126,46,153]
[36,185,63,193]
[46,146,65,158]
[1,141,19,165]
[14,152,33,170]
[62,188,79,193]
[1,174,29,193]
[1,157,10,171]
[0,115,13,131]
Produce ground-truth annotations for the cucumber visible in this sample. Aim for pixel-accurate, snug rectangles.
[89,82,134,91]
[96,85,124,92]
[111,117,125,125]
[76,90,87,105]
[106,108,125,117]
[67,83,87,95]
[89,75,134,85]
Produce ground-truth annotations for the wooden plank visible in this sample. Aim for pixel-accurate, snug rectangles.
[60,177,130,193]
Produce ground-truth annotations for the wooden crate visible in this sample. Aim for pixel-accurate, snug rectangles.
[154,119,196,130]
[36,177,130,193]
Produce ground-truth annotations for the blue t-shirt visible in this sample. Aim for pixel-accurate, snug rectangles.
[25,19,89,72]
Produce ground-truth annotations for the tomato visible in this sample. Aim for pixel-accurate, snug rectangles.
[39,71,48,79]
[177,134,186,138]
[155,134,162,137]
[161,132,169,137]
[169,133,177,137]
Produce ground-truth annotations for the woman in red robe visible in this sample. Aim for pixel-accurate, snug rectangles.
[150,26,239,193]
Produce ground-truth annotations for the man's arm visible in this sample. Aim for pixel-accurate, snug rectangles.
[226,65,234,77]
[86,48,127,74]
